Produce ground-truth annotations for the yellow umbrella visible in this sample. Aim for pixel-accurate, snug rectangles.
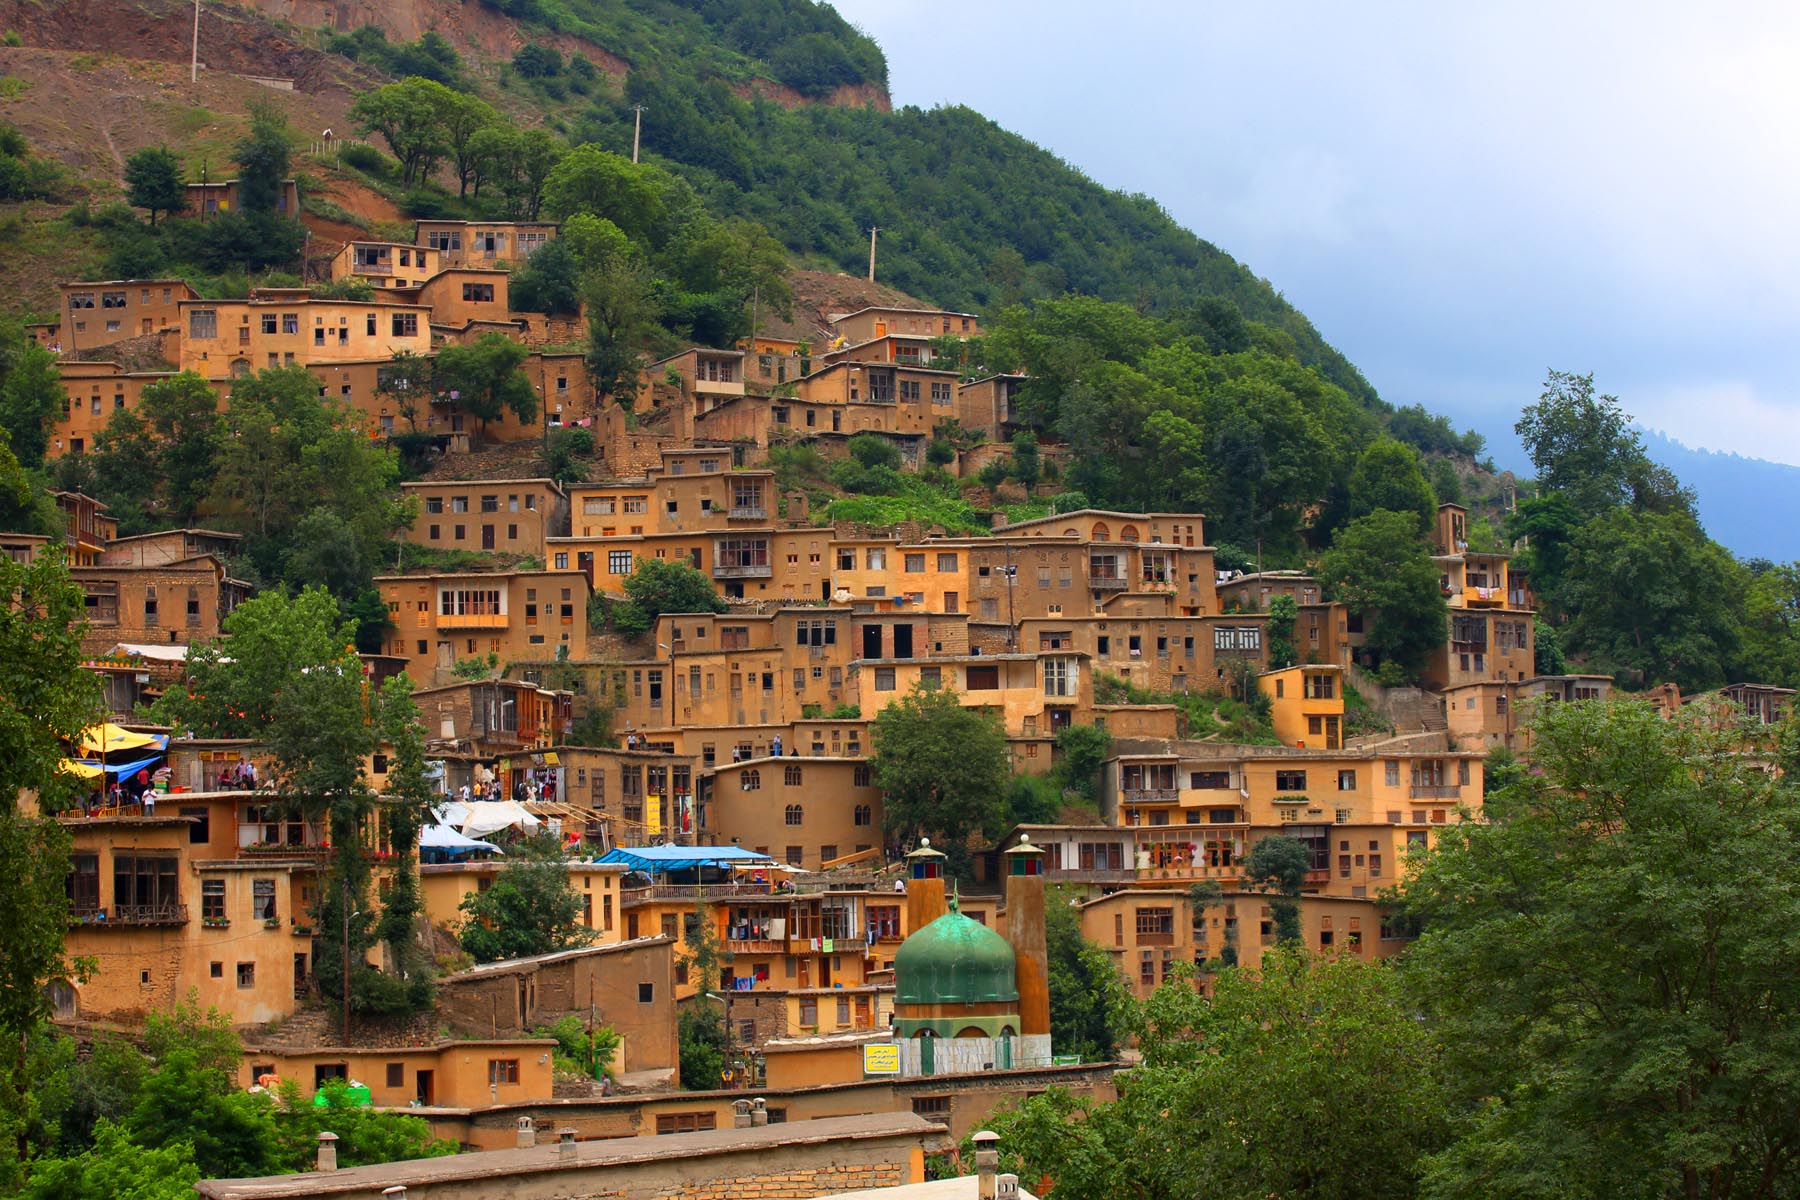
[77,724,163,756]
[59,759,104,780]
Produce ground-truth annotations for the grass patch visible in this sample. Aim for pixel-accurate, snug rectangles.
[1094,670,1281,745]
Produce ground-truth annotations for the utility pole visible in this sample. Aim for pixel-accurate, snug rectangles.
[190,0,200,83]
[340,883,358,1045]
[866,226,878,282]
[630,105,647,163]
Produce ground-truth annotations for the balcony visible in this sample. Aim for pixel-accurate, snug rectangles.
[1046,866,1134,884]
[1136,863,1244,885]
[714,562,772,579]
[437,611,508,629]
[727,937,784,954]
[1087,575,1128,591]
[1135,932,1175,947]
[693,377,745,397]
[728,505,768,520]
[239,842,330,860]
[1409,784,1462,800]
[1123,788,1180,805]
[70,903,189,926]
[1462,586,1505,607]
[620,882,774,908]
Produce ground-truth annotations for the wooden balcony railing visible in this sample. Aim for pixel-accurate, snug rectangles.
[70,902,189,926]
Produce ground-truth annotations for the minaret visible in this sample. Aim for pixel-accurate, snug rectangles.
[1002,834,1050,1038]
[904,838,948,935]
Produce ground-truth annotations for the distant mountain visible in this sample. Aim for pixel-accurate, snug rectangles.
[1641,429,1800,561]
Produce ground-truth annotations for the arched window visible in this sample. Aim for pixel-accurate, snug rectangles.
[1119,524,1140,543]
[1090,523,1110,542]
[854,804,871,827]
[784,804,803,826]
[741,769,760,792]
[784,764,803,787]
[229,359,252,379]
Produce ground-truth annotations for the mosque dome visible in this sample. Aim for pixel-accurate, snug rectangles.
[894,906,1019,1006]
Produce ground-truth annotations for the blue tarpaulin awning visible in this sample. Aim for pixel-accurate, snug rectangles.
[74,752,167,781]
[595,844,775,874]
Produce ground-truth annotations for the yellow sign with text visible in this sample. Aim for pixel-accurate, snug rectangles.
[862,1043,900,1075]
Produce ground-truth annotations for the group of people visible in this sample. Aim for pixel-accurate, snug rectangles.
[85,764,170,816]
[217,759,259,789]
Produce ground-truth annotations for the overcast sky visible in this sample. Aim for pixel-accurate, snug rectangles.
[831,1,1800,471]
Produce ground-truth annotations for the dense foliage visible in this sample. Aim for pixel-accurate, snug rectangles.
[457,833,596,963]
[20,1003,450,1191]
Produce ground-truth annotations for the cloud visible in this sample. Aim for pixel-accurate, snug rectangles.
[1629,379,1800,465]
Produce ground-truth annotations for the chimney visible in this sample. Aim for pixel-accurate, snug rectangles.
[996,1173,1021,1198]
[558,1128,578,1161]
[751,1097,768,1127]
[315,1131,339,1173]
[515,1116,536,1149]
[732,1099,753,1129]
[972,1130,999,1200]
[382,1188,408,1200]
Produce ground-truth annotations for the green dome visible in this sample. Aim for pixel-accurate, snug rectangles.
[894,909,1019,1006]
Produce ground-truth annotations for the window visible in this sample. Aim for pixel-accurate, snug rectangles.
[251,878,276,921]
[638,982,655,1003]
[236,962,255,989]
[608,550,633,575]
[391,312,419,337]
[1214,626,1262,652]
[905,553,926,572]
[461,283,495,302]
[966,664,1000,690]
[911,1096,952,1118]
[1043,657,1077,697]
[386,1063,404,1088]
[1385,761,1401,787]
[1337,770,1356,791]
[487,1059,520,1085]
[854,765,872,787]
[784,804,803,826]
[1275,770,1307,791]
[188,309,217,339]
[741,769,761,792]
[854,804,872,826]
[1191,770,1230,789]
[875,668,896,691]
[260,313,278,334]
[784,765,802,787]
[201,878,226,921]
[656,1112,717,1135]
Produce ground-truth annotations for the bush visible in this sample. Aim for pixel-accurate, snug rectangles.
[338,142,395,177]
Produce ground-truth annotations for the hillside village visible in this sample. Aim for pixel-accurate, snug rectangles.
[5,5,1800,1199]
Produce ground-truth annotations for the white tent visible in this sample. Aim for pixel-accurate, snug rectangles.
[419,824,503,854]
[457,800,541,838]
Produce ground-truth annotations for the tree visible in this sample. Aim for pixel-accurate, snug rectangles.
[129,371,223,525]
[1405,699,1800,1199]
[457,834,596,963]
[1514,370,1648,522]
[1347,437,1436,534]
[871,683,1011,848]
[618,555,726,630]
[206,367,410,589]
[372,676,434,1012]
[1043,889,1129,1061]
[509,236,583,316]
[1009,430,1041,488]
[432,332,537,438]
[0,426,57,535]
[678,1004,727,1092]
[1429,456,1463,506]
[440,91,498,198]
[1318,509,1447,680]
[232,99,292,214]
[541,145,667,243]
[1266,593,1298,667]
[583,252,660,406]
[982,949,1449,1200]
[17,1120,199,1200]
[541,425,594,485]
[0,553,99,1185]
[1556,508,1744,691]
[0,338,63,468]
[1051,723,1112,806]
[348,78,456,187]
[1244,834,1310,944]
[122,147,185,227]
[1738,562,1800,687]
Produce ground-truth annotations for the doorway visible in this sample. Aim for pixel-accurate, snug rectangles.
[415,1069,435,1106]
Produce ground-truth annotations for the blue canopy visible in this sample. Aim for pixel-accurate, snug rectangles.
[76,753,167,781]
[595,844,774,874]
